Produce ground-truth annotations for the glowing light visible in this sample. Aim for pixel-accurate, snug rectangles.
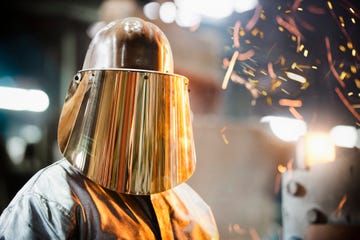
[159,2,177,23]
[20,125,42,144]
[176,8,201,27]
[305,133,335,166]
[222,51,239,90]
[303,49,309,57]
[143,2,160,20]
[261,116,307,142]
[0,86,49,112]
[330,125,357,148]
[175,0,234,19]
[327,1,333,10]
[277,164,287,173]
[6,136,26,165]
[234,0,258,13]
[285,71,307,83]
[279,99,302,107]
[220,127,229,144]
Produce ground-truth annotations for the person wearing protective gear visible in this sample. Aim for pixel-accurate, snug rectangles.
[0,17,219,239]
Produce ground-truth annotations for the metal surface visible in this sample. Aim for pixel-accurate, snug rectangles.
[281,147,360,240]
[58,69,196,194]
[82,17,174,73]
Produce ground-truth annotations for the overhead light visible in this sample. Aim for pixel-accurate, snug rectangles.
[175,0,234,19]
[261,115,307,142]
[0,86,49,112]
[330,125,358,148]
[234,0,258,13]
[159,2,177,23]
[143,2,160,20]
[176,8,201,27]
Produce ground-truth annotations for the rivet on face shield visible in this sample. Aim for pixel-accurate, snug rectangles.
[144,75,149,80]
[73,72,82,84]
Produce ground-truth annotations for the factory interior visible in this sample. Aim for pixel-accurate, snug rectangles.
[1,0,360,239]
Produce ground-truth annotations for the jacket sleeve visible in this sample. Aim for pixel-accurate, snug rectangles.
[0,193,76,240]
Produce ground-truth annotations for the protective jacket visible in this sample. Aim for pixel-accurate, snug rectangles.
[0,159,218,239]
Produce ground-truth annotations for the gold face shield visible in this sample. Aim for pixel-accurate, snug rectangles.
[58,18,196,194]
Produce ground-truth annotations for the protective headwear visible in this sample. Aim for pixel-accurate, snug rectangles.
[58,17,196,195]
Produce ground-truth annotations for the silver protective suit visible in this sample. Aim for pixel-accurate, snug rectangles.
[0,159,218,239]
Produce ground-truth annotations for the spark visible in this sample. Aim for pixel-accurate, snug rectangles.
[233,21,241,48]
[295,64,314,70]
[277,164,287,173]
[243,69,255,77]
[289,106,303,119]
[339,71,347,80]
[291,0,302,11]
[339,45,346,52]
[223,58,230,68]
[270,80,282,92]
[307,5,326,14]
[327,1,333,10]
[231,73,259,99]
[279,99,302,107]
[352,49,357,57]
[335,195,347,217]
[356,79,360,88]
[266,96,273,105]
[278,76,287,81]
[281,88,290,95]
[325,37,346,88]
[295,65,304,72]
[285,71,307,83]
[222,51,239,90]
[303,49,309,57]
[298,44,305,51]
[268,62,277,79]
[335,87,360,121]
[351,66,357,73]
[328,2,351,43]
[276,15,303,49]
[221,127,229,144]
[237,49,255,61]
[245,5,263,31]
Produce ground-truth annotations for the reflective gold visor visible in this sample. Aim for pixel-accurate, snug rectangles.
[58,69,196,194]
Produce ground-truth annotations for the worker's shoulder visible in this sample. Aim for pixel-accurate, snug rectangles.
[8,159,78,210]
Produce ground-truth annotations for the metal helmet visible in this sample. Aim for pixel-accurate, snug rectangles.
[58,17,196,195]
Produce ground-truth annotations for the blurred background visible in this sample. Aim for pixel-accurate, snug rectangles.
[1,0,360,239]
